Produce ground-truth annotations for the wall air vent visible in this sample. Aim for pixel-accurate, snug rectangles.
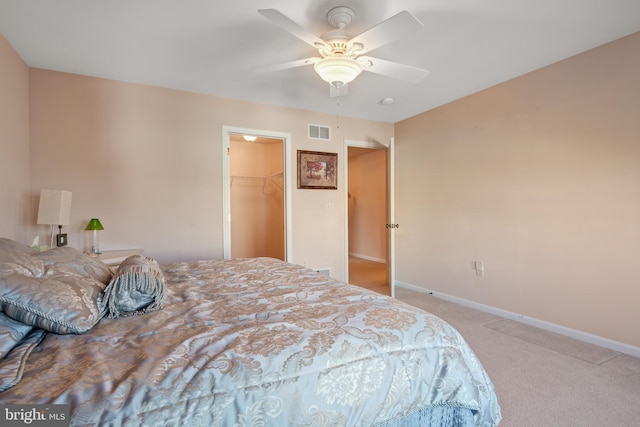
[308,124,331,140]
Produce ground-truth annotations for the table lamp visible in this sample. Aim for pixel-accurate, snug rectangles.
[37,189,72,249]
[85,218,104,254]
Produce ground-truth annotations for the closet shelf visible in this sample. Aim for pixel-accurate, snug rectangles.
[231,172,283,192]
[231,172,283,180]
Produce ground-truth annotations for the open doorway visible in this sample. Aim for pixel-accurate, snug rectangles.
[222,126,292,261]
[346,144,390,295]
[229,134,284,259]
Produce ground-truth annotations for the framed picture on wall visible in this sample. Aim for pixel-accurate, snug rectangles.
[297,150,338,189]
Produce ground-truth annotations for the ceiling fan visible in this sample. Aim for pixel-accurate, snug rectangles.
[253,6,430,96]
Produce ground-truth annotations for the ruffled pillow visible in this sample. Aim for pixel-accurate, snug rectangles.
[102,255,166,318]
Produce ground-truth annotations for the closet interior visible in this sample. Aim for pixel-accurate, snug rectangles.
[229,135,284,260]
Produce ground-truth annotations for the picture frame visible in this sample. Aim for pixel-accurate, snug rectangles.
[297,150,338,190]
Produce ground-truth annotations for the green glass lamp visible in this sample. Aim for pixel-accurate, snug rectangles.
[85,218,104,254]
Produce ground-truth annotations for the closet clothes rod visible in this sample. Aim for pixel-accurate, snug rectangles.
[230,172,283,180]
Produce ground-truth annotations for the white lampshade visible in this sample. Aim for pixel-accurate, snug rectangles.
[314,56,363,87]
[37,189,72,225]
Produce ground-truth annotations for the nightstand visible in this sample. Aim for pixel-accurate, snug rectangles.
[97,249,144,268]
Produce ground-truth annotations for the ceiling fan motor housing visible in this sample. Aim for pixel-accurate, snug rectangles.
[322,7,356,56]
[327,6,355,29]
[314,6,363,87]
[321,36,350,55]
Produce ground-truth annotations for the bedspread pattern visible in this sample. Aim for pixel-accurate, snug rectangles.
[2,258,500,426]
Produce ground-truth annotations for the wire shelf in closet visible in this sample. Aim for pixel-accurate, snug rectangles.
[230,173,283,192]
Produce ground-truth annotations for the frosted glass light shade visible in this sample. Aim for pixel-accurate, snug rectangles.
[314,57,363,87]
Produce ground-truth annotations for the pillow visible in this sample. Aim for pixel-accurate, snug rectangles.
[0,272,107,334]
[0,238,35,254]
[102,255,166,318]
[0,249,45,278]
[33,246,113,285]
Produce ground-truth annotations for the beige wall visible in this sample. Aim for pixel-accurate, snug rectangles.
[395,32,640,348]
[0,35,30,242]
[5,30,638,349]
[348,149,387,261]
[26,68,393,278]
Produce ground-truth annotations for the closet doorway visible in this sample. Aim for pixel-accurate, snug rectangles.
[222,127,292,261]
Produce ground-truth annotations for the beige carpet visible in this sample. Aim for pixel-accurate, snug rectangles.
[395,287,640,427]
[484,319,620,365]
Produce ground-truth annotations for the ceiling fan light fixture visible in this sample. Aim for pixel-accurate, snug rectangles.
[314,56,363,87]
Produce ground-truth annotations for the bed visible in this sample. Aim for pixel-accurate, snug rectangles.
[1,237,501,426]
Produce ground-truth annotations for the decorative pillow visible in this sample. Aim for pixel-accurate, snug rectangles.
[0,272,107,334]
[0,238,35,254]
[33,246,113,285]
[0,249,45,278]
[102,255,166,318]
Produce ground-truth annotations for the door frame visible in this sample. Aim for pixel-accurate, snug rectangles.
[222,126,293,261]
[343,138,396,296]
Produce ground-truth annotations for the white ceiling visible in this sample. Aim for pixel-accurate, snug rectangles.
[1,0,638,123]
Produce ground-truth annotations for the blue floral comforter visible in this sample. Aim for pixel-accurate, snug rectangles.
[2,257,501,426]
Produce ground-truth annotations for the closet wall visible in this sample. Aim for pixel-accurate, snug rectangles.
[230,136,284,259]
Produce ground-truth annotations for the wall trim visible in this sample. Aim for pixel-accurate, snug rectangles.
[395,280,640,359]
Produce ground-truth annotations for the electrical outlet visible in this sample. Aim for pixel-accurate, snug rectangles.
[474,261,484,277]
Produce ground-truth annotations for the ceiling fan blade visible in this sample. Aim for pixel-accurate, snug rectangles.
[359,56,429,83]
[349,11,423,55]
[252,57,320,73]
[258,9,329,50]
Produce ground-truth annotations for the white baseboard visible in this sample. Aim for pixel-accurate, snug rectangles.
[349,253,386,264]
[394,280,640,359]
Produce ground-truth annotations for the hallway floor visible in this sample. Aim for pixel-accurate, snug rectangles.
[348,256,390,296]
